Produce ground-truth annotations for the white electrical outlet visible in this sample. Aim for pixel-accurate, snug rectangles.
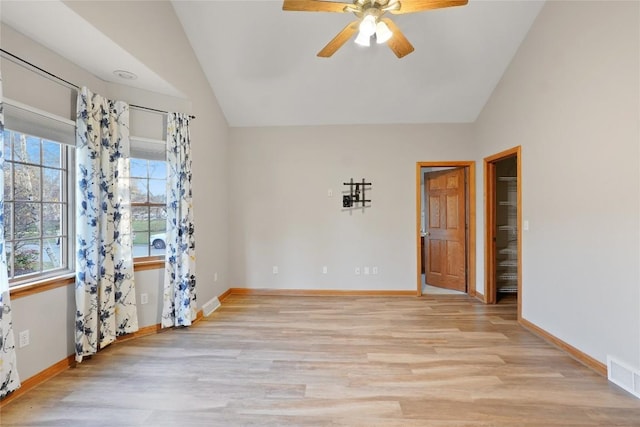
[355,267,361,275]
[364,266,370,275]
[328,189,333,197]
[19,330,29,348]
[140,293,149,305]
[322,266,328,274]
[273,266,279,274]
[214,272,218,282]
[372,266,378,275]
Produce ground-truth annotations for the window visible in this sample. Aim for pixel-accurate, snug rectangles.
[3,129,72,282]
[130,158,167,258]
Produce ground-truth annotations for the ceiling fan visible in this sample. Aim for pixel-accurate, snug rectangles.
[283,0,468,58]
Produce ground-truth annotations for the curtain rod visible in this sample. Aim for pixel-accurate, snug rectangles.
[0,48,196,120]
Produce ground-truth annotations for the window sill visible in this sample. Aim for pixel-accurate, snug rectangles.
[9,273,75,300]
[134,257,165,272]
[9,258,166,299]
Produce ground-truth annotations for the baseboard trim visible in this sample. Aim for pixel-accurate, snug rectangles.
[117,309,203,344]
[519,317,606,376]
[0,354,76,408]
[2,312,205,406]
[226,287,416,297]
[116,323,164,343]
[218,288,234,302]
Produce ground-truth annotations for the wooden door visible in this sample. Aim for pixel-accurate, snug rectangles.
[424,168,466,291]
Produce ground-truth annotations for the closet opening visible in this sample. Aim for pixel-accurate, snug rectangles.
[485,147,521,312]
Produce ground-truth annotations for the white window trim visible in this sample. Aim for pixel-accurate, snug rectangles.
[4,129,75,285]
[3,98,76,285]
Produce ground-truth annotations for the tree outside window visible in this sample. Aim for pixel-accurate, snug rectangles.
[3,129,70,281]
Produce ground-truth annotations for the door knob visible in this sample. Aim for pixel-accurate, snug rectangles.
[425,231,430,236]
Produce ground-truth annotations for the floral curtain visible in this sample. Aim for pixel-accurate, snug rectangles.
[162,113,196,328]
[0,72,21,398]
[75,87,138,362]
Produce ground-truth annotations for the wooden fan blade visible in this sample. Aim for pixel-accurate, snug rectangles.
[283,0,350,13]
[382,18,415,58]
[390,0,468,14]
[317,21,359,57]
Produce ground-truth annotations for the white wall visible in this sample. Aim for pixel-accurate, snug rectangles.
[12,269,163,380]
[229,125,474,291]
[64,1,231,304]
[474,1,640,367]
[2,24,105,380]
[9,285,74,380]
[6,0,637,384]
[1,25,105,118]
[3,0,230,380]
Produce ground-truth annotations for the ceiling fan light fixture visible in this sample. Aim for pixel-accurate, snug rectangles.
[283,0,469,58]
[354,30,371,47]
[375,20,393,44]
[359,14,377,37]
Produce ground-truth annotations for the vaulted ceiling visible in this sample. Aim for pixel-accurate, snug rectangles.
[1,0,545,127]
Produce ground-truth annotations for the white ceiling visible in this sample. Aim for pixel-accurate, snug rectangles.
[1,0,545,127]
[0,0,184,98]
[172,0,544,127]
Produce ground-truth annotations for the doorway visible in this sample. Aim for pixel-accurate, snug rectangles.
[416,161,475,297]
[484,147,521,313]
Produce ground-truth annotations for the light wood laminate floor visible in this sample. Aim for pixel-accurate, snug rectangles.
[2,294,639,426]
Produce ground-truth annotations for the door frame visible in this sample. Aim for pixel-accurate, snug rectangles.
[416,161,476,297]
[484,146,522,317]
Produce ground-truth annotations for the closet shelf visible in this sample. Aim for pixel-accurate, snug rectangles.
[496,173,518,296]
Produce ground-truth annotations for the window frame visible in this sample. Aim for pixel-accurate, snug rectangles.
[4,129,75,287]
[2,100,168,297]
[130,157,167,261]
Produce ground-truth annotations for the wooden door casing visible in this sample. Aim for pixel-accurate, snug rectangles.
[484,146,521,311]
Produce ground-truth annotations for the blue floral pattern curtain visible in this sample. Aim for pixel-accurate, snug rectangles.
[0,72,21,398]
[162,113,196,327]
[75,87,138,362]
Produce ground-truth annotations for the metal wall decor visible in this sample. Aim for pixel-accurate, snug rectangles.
[343,178,372,208]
